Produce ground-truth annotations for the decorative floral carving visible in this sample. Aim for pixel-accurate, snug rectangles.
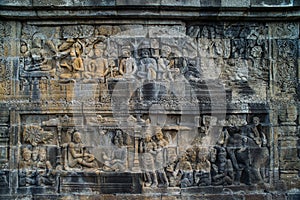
[23,125,53,146]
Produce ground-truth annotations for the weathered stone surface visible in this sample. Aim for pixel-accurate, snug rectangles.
[221,0,250,7]
[251,0,294,6]
[200,0,221,6]
[116,0,160,6]
[0,1,299,200]
[0,0,31,6]
[32,0,68,6]
[161,0,201,6]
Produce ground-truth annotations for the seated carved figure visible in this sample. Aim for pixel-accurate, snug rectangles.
[19,147,37,186]
[102,147,127,172]
[195,153,211,186]
[211,147,233,186]
[119,47,137,79]
[64,131,98,171]
[165,151,180,187]
[248,116,267,147]
[36,148,54,186]
[137,48,157,81]
[19,147,33,169]
[59,42,84,80]
[178,155,194,188]
[104,59,121,78]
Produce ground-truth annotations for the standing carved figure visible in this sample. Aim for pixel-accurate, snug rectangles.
[225,122,269,185]
[140,134,158,187]
[154,128,169,187]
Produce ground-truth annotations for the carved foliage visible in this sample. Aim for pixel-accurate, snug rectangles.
[271,22,299,39]
[274,39,297,98]
[0,59,11,96]
[23,125,54,146]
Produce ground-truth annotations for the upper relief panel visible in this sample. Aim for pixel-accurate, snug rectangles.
[19,24,205,110]
[187,23,269,103]
[14,21,300,109]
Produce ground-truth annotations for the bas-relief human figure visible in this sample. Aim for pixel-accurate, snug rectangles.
[211,147,233,186]
[140,134,158,187]
[36,148,54,186]
[59,41,84,80]
[23,38,54,73]
[19,147,37,186]
[195,152,211,186]
[165,150,180,187]
[111,148,127,172]
[185,147,197,170]
[157,45,178,81]
[248,116,267,147]
[31,147,39,169]
[119,47,137,79]
[113,129,131,148]
[102,147,127,172]
[137,48,157,81]
[220,116,269,185]
[104,59,121,79]
[65,131,98,171]
[19,146,55,186]
[178,154,194,188]
[0,170,8,186]
[19,147,33,170]
[154,128,169,187]
[93,43,108,79]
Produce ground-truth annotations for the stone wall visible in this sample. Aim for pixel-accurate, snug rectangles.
[0,1,299,199]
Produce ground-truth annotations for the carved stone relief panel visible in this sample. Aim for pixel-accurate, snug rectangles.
[0,21,14,99]
[187,23,269,103]
[0,59,11,98]
[18,23,211,113]
[272,39,297,101]
[267,22,300,191]
[0,19,297,197]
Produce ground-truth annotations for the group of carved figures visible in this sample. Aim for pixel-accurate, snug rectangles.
[22,38,191,83]
[139,116,269,188]
[19,146,54,186]
[139,126,170,187]
[18,115,269,188]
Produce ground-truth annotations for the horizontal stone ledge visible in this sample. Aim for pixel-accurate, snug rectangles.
[0,4,300,20]
[0,0,299,8]
[0,11,300,21]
